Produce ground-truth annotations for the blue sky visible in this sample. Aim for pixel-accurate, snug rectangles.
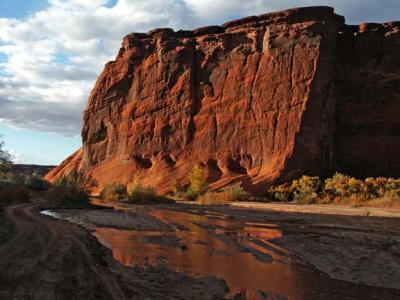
[0,0,399,165]
[0,0,48,18]
[0,125,81,165]
[0,0,83,165]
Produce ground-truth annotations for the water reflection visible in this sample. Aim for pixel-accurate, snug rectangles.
[94,208,301,298]
[44,203,400,299]
[40,210,60,218]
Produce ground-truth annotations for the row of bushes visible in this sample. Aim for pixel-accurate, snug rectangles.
[99,164,210,204]
[0,174,46,243]
[99,164,251,204]
[268,173,400,206]
[0,173,49,206]
[97,165,400,208]
[0,173,51,190]
[100,179,171,204]
[0,183,31,206]
[0,141,89,241]
[0,169,92,208]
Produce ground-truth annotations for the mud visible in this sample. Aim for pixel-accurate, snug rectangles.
[3,200,400,299]
[0,203,228,299]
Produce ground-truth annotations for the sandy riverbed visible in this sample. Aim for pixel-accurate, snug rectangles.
[45,201,400,299]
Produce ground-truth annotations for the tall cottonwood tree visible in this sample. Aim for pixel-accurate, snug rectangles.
[187,164,208,197]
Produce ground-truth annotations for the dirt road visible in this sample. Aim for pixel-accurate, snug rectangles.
[0,203,227,300]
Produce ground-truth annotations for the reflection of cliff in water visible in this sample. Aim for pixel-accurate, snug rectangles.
[94,208,293,299]
[92,207,386,299]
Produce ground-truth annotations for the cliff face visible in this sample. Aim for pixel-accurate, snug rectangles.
[335,23,400,178]
[46,6,400,194]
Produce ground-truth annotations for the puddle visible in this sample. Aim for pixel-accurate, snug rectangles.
[93,208,301,299]
[43,205,399,299]
[40,210,60,218]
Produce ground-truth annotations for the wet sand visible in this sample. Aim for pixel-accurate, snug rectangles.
[47,201,400,299]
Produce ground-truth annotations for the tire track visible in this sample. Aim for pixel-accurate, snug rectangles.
[0,202,228,300]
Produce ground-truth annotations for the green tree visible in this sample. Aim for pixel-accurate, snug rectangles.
[0,137,12,179]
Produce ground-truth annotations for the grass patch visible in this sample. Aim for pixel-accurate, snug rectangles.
[365,195,400,209]
[99,183,127,202]
[197,186,250,205]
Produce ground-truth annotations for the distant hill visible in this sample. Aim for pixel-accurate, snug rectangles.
[11,164,55,177]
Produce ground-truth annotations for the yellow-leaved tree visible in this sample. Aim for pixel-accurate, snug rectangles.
[187,164,208,199]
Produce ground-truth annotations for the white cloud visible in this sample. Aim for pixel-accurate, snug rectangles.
[8,149,25,164]
[0,0,398,136]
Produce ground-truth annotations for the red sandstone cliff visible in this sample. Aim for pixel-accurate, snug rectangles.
[46,6,400,194]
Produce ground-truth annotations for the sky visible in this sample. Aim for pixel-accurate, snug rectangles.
[0,0,399,165]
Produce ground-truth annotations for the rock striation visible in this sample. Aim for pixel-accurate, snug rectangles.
[46,6,400,194]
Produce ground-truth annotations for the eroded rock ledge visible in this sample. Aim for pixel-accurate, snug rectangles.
[46,6,400,194]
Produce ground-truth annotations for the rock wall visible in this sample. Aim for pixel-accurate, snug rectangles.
[334,22,400,178]
[46,6,400,194]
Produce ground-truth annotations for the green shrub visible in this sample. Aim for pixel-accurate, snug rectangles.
[0,184,30,205]
[100,183,127,201]
[0,173,26,185]
[46,185,89,206]
[374,177,394,197]
[324,173,348,197]
[268,176,322,203]
[46,171,90,207]
[126,180,172,204]
[25,175,51,191]
[220,185,249,201]
[268,183,293,202]
[291,175,322,204]
[383,178,400,194]
[324,173,362,198]
[57,170,86,190]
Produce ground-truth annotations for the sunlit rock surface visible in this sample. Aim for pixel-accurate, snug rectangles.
[46,6,400,193]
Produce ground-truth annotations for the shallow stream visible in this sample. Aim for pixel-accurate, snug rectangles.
[42,203,399,299]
